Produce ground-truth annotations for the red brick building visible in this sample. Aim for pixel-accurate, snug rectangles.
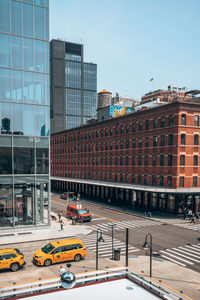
[51,101,200,214]
[141,86,192,104]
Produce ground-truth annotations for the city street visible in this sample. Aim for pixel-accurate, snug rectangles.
[51,193,200,273]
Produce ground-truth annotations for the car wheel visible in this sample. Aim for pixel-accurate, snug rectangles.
[10,263,19,272]
[44,259,52,266]
[74,254,82,262]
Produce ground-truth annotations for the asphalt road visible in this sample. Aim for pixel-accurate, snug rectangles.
[51,193,200,273]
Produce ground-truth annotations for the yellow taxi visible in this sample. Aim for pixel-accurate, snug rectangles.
[0,248,25,272]
[33,238,87,266]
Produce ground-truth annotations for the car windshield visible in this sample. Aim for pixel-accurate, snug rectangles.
[14,248,23,255]
[78,209,88,214]
[42,243,55,254]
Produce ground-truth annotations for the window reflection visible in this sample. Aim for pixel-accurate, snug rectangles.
[34,6,44,39]
[13,104,23,135]
[1,102,12,134]
[14,177,34,226]
[0,0,10,33]
[35,40,45,72]
[35,73,45,104]
[36,179,49,225]
[14,147,34,174]
[12,70,23,102]
[24,105,34,136]
[23,3,33,37]
[11,0,22,35]
[0,68,11,100]
[11,36,22,69]
[0,178,13,228]
[0,33,10,68]
[36,106,45,136]
[23,38,34,71]
[24,71,34,102]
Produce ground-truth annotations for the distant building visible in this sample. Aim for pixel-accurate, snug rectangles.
[141,85,192,104]
[97,90,136,120]
[50,39,97,133]
[51,101,200,215]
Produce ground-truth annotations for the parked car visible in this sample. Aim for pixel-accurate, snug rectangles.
[33,238,86,266]
[0,248,25,272]
[60,192,76,201]
[66,203,92,222]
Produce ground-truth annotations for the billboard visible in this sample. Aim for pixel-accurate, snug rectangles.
[109,106,132,118]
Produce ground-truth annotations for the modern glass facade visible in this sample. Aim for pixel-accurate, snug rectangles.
[65,43,97,130]
[0,0,50,229]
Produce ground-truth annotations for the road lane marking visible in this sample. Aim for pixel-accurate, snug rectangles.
[161,255,186,267]
[160,250,193,264]
[168,249,200,263]
[172,248,200,260]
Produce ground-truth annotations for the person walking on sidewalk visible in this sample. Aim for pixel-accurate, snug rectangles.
[58,210,61,222]
[183,207,187,220]
[60,219,64,231]
[188,209,192,221]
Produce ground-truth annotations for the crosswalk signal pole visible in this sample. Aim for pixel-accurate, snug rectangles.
[126,228,129,267]
[108,224,116,260]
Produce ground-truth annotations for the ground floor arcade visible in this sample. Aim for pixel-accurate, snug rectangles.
[51,178,200,215]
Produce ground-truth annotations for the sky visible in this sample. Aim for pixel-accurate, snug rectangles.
[49,0,200,100]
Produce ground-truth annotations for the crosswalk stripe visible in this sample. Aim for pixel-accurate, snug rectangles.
[172,248,200,260]
[161,255,186,267]
[91,217,105,221]
[191,244,200,249]
[160,250,193,264]
[184,245,200,254]
[179,246,200,256]
[101,249,138,257]
[168,249,199,263]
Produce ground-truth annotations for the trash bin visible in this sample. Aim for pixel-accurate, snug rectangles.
[113,248,121,261]
[72,217,77,225]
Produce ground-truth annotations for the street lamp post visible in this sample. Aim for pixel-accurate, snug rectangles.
[96,229,104,270]
[142,233,153,277]
[108,223,116,259]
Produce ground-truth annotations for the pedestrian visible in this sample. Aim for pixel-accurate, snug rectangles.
[58,210,61,222]
[183,207,187,220]
[59,265,66,276]
[60,219,64,231]
[188,210,192,221]
[190,213,195,225]
[108,198,111,205]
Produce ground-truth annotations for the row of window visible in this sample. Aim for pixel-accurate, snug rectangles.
[51,171,198,188]
[51,113,200,145]
[51,133,200,155]
[52,153,200,167]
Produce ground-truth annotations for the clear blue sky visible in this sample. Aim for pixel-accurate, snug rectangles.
[50,0,200,99]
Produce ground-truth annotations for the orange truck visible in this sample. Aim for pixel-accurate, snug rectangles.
[66,203,92,222]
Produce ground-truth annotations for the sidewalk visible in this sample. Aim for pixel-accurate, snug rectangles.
[0,212,92,246]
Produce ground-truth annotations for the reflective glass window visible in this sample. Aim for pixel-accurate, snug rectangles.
[14,177,35,226]
[0,0,10,33]
[23,3,33,37]
[24,71,34,102]
[12,70,23,102]
[11,0,22,35]
[0,177,13,228]
[35,0,44,5]
[83,90,97,116]
[66,89,81,115]
[13,104,23,135]
[11,36,22,69]
[0,34,10,68]
[35,106,45,136]
[44,8,49,40]
[0,102,12,134]
[35,40,45,72]
[45,74,49,105]
[35,73,45,104]
[36,147,49,174]
[24,105,34,136]
[36,178,49,225]
[0,68,11,101]
[23,38,34,71]
[34,6,44,39]
[13,138,34,174]
[45,106,50,136]
[0,137,12,174]
[45,42,49,73]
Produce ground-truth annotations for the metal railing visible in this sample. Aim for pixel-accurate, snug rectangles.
[0,266,192,300]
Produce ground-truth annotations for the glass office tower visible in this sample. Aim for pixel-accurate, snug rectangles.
[50,40,97,133]
[0,0,50,229]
